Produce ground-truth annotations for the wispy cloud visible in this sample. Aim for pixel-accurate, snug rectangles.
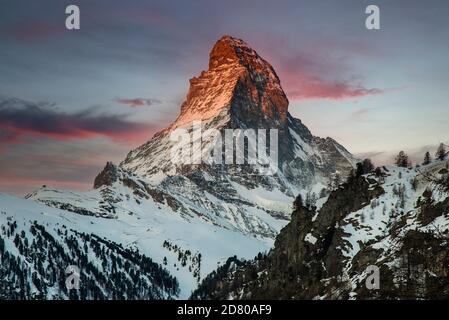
[286,80,383,101]
[278,53,384,101]
[349,108,377,122]
[116,98,161,108]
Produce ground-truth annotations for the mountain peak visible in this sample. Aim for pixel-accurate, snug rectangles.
[208,35,253,69]
[172,35,288,128]
[120,35,357,187]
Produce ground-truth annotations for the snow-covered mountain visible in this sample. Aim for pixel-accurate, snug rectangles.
[191,158,449,299]
[1,36,358,298]
[120,36,358,216]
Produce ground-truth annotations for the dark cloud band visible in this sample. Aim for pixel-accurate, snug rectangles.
[0,97,151,143]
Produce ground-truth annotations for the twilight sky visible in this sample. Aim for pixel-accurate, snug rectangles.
[1,0,449,195]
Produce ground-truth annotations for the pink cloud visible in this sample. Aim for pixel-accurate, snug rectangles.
[116,98,161,108]
[248,34,384,101]
[277,56,383,101]
[284,76,383,101]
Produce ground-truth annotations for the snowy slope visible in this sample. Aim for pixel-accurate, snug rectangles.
[5,188,273,298]
[335,160,449,297]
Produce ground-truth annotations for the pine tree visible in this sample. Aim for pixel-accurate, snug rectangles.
[362,158,375,174]
[355,162,364,177]
[423,151,431,165]
[355,159,375,177]
[411,177,418,191]
[436,143,446,161]
[319,188,328,198]
[395,151,410,168]
[374,167,382,177]
[305,192,317,208]
[329,172,342,190]
[293,194,303,210]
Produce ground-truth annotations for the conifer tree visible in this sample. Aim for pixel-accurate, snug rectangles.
[423,151,431,165]
[436,143,446,161]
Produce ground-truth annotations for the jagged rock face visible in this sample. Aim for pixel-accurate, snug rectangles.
[14,36,449,299]
[93,161,119,189]
[191,160,449,300]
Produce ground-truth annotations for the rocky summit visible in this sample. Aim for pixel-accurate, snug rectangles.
[121,36,356,184]
[118,35,358,238]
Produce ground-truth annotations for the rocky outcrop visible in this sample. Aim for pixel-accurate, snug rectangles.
[191,162,449,300]
[94,161,119,189]
[191,175,385,299]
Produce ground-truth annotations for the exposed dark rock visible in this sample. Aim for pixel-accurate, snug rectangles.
[418,196,449,226]
[93,162,119,189]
